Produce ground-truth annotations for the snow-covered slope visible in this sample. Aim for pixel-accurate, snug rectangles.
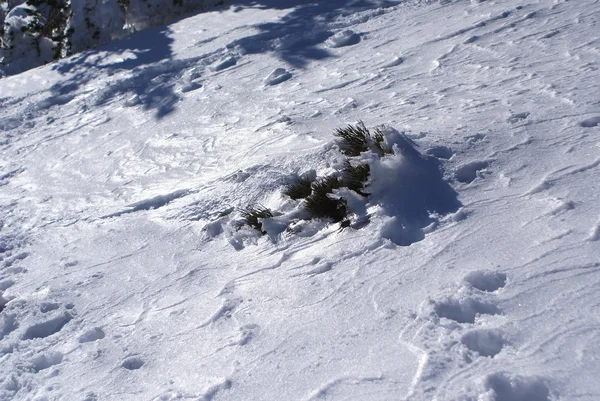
[1,0,599,400]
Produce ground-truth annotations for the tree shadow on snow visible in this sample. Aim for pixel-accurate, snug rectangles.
[49,26,179,119]
[44,0,398,118]
[229,0,398,68]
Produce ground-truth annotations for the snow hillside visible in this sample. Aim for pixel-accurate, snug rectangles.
[1,0,599,400]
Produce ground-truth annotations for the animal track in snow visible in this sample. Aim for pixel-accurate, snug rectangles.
[22,312,72,340]
[264,68,292,86]
[326,30,361,48]
[79,327,105,343]
[434,298,501,324]
[482,373,550,401]
[455,161,490,183]
[461,329,507,357]
[30,351,63,373]
[121,356,145,370]
[579,116,600,127]
[464,271,507,292]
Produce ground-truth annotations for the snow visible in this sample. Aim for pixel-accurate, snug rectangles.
[1,0,600,400]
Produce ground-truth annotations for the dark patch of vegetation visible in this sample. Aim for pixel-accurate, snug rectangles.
[341,160,370,197]
[334,121,371,156]
[334,121,393,157]
[304,176,347,223]
[243,123,393,234]
[239,205,274,234]
[283,175,313,200]
[372,127,392,156]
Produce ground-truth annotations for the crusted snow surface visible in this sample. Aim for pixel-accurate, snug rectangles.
[1,0,599,400]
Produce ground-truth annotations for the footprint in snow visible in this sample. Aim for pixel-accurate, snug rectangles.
[29,351,63,373]
[121,356,144,370]
[464,271,507,292]
[264,68,292,86]
[579,116,600,128]
[461,328,507,357]
[434,297,501,324]
[21,312,72,340]
[482,373,551,401]
[326,30,361,48]
[39,302,60,313]
[79,327,105,343]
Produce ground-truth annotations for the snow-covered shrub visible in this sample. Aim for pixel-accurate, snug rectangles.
[0,0,223,75]
[304,175,348,223]
[238,123,379,236]
[0,2,64,73]
[334,121,390,157]
[238,206,275,234]
[63,0,124,55]
[232,121,459,247]
[340,160,370,197]
[283,175,314,200]
[0,0,27,37]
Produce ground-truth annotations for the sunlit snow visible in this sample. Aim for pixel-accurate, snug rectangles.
[1,1,599,400]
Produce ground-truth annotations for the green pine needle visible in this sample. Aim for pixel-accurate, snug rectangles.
[304,175,347,223]
[283,175,314,200]
[341,160,370,196]
[239,205,274,234]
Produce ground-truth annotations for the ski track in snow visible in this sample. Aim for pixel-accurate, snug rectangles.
[1,0,600,400]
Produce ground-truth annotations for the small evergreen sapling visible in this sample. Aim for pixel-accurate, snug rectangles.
[239,206,274,234]
[283,175,313,200]
[334,121,391,157]
[334,121,371,157]
[304,175,347,223]
[341,160,370,197]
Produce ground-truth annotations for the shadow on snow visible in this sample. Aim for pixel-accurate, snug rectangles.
[42,0,397,118]
[374,133,461,246]
[228,0,397,68]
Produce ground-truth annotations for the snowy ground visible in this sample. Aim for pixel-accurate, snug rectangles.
[1,0,600,400]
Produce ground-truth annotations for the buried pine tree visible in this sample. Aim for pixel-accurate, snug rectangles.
[239,206,274,234]
[340,159,370,197]
[304,175,348,223]
[283,175,314,200]
[334,121,371,156]
[334,121,392,157]
[241,122,393,235]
